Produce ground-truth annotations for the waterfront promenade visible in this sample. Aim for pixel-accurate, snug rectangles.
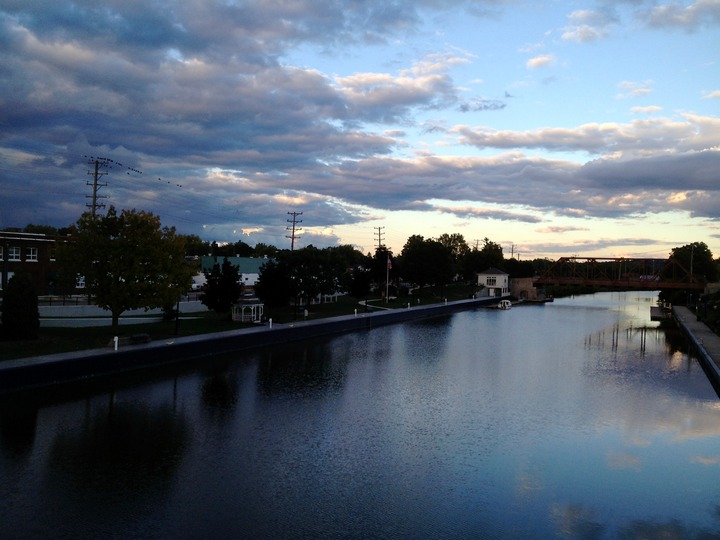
[674,305,720,389]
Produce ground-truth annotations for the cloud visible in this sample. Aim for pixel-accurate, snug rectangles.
[430,203,542,223]
[451,115,718,155]
[0,0,717,255]
[526,54,555,69]
[616,80,654,99]
[458,97,507,112]
[638,0,720,31]
[536,226,590,234]
[703,89,720,99]
[631,105,663,114]
[335,53,468,122]
[562,9,615,42]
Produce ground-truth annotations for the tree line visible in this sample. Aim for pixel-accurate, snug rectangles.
[2,211,719,339]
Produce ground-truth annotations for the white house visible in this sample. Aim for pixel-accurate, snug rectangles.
[477,267,509,297]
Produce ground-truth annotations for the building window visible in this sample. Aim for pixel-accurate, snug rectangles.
[8,246,20,261]
[26,247,38,262]
[76,275,85,289]
[1,271,14,290]
[487,276,497,286]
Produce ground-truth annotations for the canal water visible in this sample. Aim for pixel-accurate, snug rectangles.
[1,291,720,539]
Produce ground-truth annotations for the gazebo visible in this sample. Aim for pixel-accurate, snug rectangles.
[231,301,264,323]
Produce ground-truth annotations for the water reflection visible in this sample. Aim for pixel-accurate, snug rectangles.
[257,340,351,398]
[2,292,720,538]
[201,370,239,412]
[550,504,605,539]
[0,404,37,461]
[47,399,188,497]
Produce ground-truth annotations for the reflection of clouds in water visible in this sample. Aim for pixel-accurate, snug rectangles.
[691,455,720,466]
[592,378,720,446]
[550,504,605,539]
[619,518,714,538]
[515,471,544,498]
[628,435,652,447]
[670,402,720,442]
[606,450,641,471]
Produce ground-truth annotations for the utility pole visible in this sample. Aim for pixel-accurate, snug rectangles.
[87,158,109,218]
[286,211,303,250]
[374,226,385,250]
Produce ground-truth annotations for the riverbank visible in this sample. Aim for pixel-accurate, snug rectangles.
[673,306,720,392]
[0,296,501,394]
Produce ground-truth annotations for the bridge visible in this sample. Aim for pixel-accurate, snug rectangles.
[533,257,705,290]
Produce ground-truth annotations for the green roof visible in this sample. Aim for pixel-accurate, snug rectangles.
[200,256,269,274]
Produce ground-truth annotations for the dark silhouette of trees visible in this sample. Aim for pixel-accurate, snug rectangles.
[669,242,717,282]
[255,245,369,309]
[179,234,211,257]
[399,235,453,293]
[1,273,39,340]
[201,258,243,315]
[502,257,536,278]
[461,238,504,279]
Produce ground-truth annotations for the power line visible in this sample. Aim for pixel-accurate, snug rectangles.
[83,155,144,218]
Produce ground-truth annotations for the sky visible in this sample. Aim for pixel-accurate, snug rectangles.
[1,0,719,260]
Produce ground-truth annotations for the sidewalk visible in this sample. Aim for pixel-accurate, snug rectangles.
[673,306,720,388]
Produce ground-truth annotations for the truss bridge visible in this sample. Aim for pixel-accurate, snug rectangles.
[533,257,705,290]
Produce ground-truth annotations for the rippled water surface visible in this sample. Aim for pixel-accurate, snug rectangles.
[2,291,720,539]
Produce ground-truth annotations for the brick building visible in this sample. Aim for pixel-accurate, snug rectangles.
[0,231,65,295]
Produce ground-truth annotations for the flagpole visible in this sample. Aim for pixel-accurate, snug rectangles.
[386,254,390,303]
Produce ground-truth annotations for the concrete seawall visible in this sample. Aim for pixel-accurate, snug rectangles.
[673,306,720,391]
[0,296,501,394]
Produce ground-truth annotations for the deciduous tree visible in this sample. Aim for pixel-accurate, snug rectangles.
[58,207,193,333]
[200,257,243,315]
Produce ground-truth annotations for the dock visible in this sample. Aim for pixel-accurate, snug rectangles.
[673,306,720,391]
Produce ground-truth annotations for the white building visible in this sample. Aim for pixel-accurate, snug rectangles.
[477,267,509,297]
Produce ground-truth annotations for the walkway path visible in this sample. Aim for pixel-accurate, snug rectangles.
[673,306,720,388]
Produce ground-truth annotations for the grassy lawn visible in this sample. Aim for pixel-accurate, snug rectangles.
[1,284,481,362]
[0,311,243,362]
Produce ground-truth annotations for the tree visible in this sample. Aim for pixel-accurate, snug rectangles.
[670,242,718,282]
[1,273,39,340]
[212,239,254,257]
[461,238,504,279]
[200,258,243,315]
[399,235,453,293]
[254,243,279,258]
[437,233,470,264]
[349,264,372,305]
[255,244,366,310]
[255,257,294,308]
[179,234,211,257]
[58,207,193,333]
